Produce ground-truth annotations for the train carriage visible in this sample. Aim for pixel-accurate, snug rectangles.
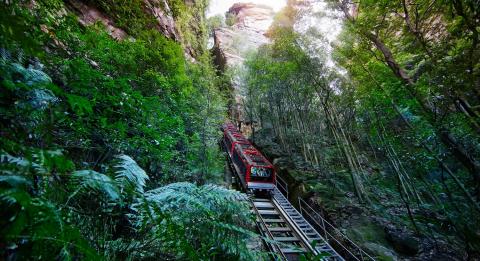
[223,130,250,156]
[222,122,276,193]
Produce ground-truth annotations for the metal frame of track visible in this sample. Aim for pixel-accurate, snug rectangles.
[250,190,344,261]
[272,189,343,260]
[252,197,312,260]
[223,138,369,260]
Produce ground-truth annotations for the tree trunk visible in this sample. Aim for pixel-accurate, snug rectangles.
[340,8,480,189]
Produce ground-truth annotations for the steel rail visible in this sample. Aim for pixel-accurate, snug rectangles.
[298,198,376,261]
[251,198,289,260]
[251,196,314,261]
[222,132,371,260]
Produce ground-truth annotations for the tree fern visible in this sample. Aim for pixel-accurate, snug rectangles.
[114,155,149,194]
[130,182,262,260]
[70,170,120,202]
[0,153,47,175]
[1,152,261,260]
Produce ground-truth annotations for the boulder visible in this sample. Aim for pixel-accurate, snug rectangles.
[363,242,399,261]
[384,225,420,256]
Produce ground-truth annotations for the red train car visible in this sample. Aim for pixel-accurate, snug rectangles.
[224,130,250,156]
[222,123,276,193]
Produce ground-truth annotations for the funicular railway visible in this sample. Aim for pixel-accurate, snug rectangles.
[221,123,375,261]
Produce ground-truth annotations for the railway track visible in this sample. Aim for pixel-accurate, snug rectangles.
[221,128,373,260]
[225,145,343,260]
[251,189,343,261]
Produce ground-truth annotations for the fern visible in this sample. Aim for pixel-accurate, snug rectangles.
[130,182,261,260]
[0,188,99,260]
[70,170,120,202]
[10,62,52,86]
[114,155,149,194]
[25,88,58,110]
[1,151,262,260]
[0,153,47,175]
[0,47,11,62]
[0,175,31,189]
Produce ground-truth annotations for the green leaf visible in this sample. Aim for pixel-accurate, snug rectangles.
[71,170,120,201]
[66,94,93,116]
[114,155,149,194]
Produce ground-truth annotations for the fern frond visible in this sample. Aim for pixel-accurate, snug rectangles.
[145,182,196,196]
[10,62,51,86]
[198,183,249,202]
[1,153,32,168]
[0,175,31,189]
[71,170,120,201]
[26,89,58,110]
[0,153,47,175]
[114,155,149,194]
[0,48,11,62]
[144,183,209,214]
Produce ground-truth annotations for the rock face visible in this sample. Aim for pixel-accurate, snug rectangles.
[66,0,195,60]
[212,3,275,125]
[144,0,181,42]
[66,0,128,40]
[143,0,196,59]
[213,3,273,68]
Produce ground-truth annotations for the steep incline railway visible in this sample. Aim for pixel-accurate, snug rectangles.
[252,189,343,260]
[221,122,353,260]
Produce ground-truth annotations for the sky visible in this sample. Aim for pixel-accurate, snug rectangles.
[206,0,287,17]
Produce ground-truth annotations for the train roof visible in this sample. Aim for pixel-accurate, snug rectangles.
[234,143,273,168]
[225,129,250,144]
[221,122,237,132]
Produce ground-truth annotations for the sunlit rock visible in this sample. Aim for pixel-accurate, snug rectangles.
[212,3,275,126]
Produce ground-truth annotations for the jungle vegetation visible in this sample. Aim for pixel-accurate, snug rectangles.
[0,0,262,260]
[2,0,480,260]
[244,0,480,258]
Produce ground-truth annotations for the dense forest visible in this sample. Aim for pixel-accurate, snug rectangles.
[1,0,480,260]
[243,0,480,260]
[0,0,263,260]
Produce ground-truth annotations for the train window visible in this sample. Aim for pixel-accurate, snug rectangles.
[225,136,232,151]
[233,150,246,175]
[250,167,272,178]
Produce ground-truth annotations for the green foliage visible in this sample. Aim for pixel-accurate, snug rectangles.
[173,0,209,57]
[0,188,99,260]
[0,152,258,260]
[131,182,259,260]
[245,0,480,256]
[0,0,249,259]
[226,13,237,27]
[207,14,226,35]
[167,0,187,18]
[66,94,93,116]
[87,0,209,57]
[86,0,153,35]
[114,155,149,194]
[71,170,120,202]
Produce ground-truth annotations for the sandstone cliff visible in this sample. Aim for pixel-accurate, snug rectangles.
[65,0,205,60]
[212,3,273,69]
[212,3,275,126]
